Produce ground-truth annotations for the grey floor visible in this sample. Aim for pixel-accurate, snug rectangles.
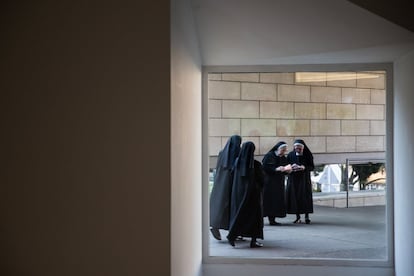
[209,205,387,259]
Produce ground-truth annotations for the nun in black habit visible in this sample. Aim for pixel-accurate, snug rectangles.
[227,141,264,248]
[262,141,291,225]
[209,135,242,240]
[286,139,315,224]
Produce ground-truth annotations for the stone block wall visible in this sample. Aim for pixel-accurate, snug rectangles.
[208,71,386,158]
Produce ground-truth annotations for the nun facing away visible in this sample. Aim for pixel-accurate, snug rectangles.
[262,141,291,225]
[227,141,264,248]
[209,135,242,240]
[286,139,315,224]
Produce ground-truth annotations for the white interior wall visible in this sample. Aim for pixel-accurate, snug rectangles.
[203,264,393,276]
[172,1,414,276]
[394,50,414,276]
[171,0,203,275]
[191,0,414,65]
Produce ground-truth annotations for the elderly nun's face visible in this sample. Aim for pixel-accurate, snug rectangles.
[277,145,288,156]
[294,144,304,154]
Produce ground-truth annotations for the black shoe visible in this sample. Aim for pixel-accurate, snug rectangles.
[236,236,245,241]
[293,218,302,224]
[305,219,311,224]
[227,237,235,247]
[210,228,221,240]
[250,241,263,248]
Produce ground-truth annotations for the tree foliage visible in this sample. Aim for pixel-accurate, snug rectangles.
[351,163,384,190]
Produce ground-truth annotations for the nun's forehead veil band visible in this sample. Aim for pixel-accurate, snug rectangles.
[277,143,288,150]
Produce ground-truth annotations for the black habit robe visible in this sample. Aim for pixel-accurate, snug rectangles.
[262,146,289,218]
[286,141,315,215]
[209,135,241,230]
[227,142,264,241]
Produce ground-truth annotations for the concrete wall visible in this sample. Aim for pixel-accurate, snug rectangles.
[394,49,414,276]
[0,1,170,275]
[208,72,386,159]
[314,190,386,208]
[171,0,203,275]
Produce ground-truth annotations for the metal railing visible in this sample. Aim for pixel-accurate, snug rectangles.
[344,158,385,208]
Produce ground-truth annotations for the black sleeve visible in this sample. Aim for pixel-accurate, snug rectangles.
[262,153,278,174]
[305,155,315,171]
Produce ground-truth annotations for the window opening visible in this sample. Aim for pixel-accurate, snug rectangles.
[204,68,391,265]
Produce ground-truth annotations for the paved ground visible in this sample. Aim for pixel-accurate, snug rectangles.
[209,205,387,259]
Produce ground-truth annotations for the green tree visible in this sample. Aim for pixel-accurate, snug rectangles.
[351,163,384,190]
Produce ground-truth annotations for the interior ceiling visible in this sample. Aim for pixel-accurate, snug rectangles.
[191,0,414,66]
[348,0,414,33]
